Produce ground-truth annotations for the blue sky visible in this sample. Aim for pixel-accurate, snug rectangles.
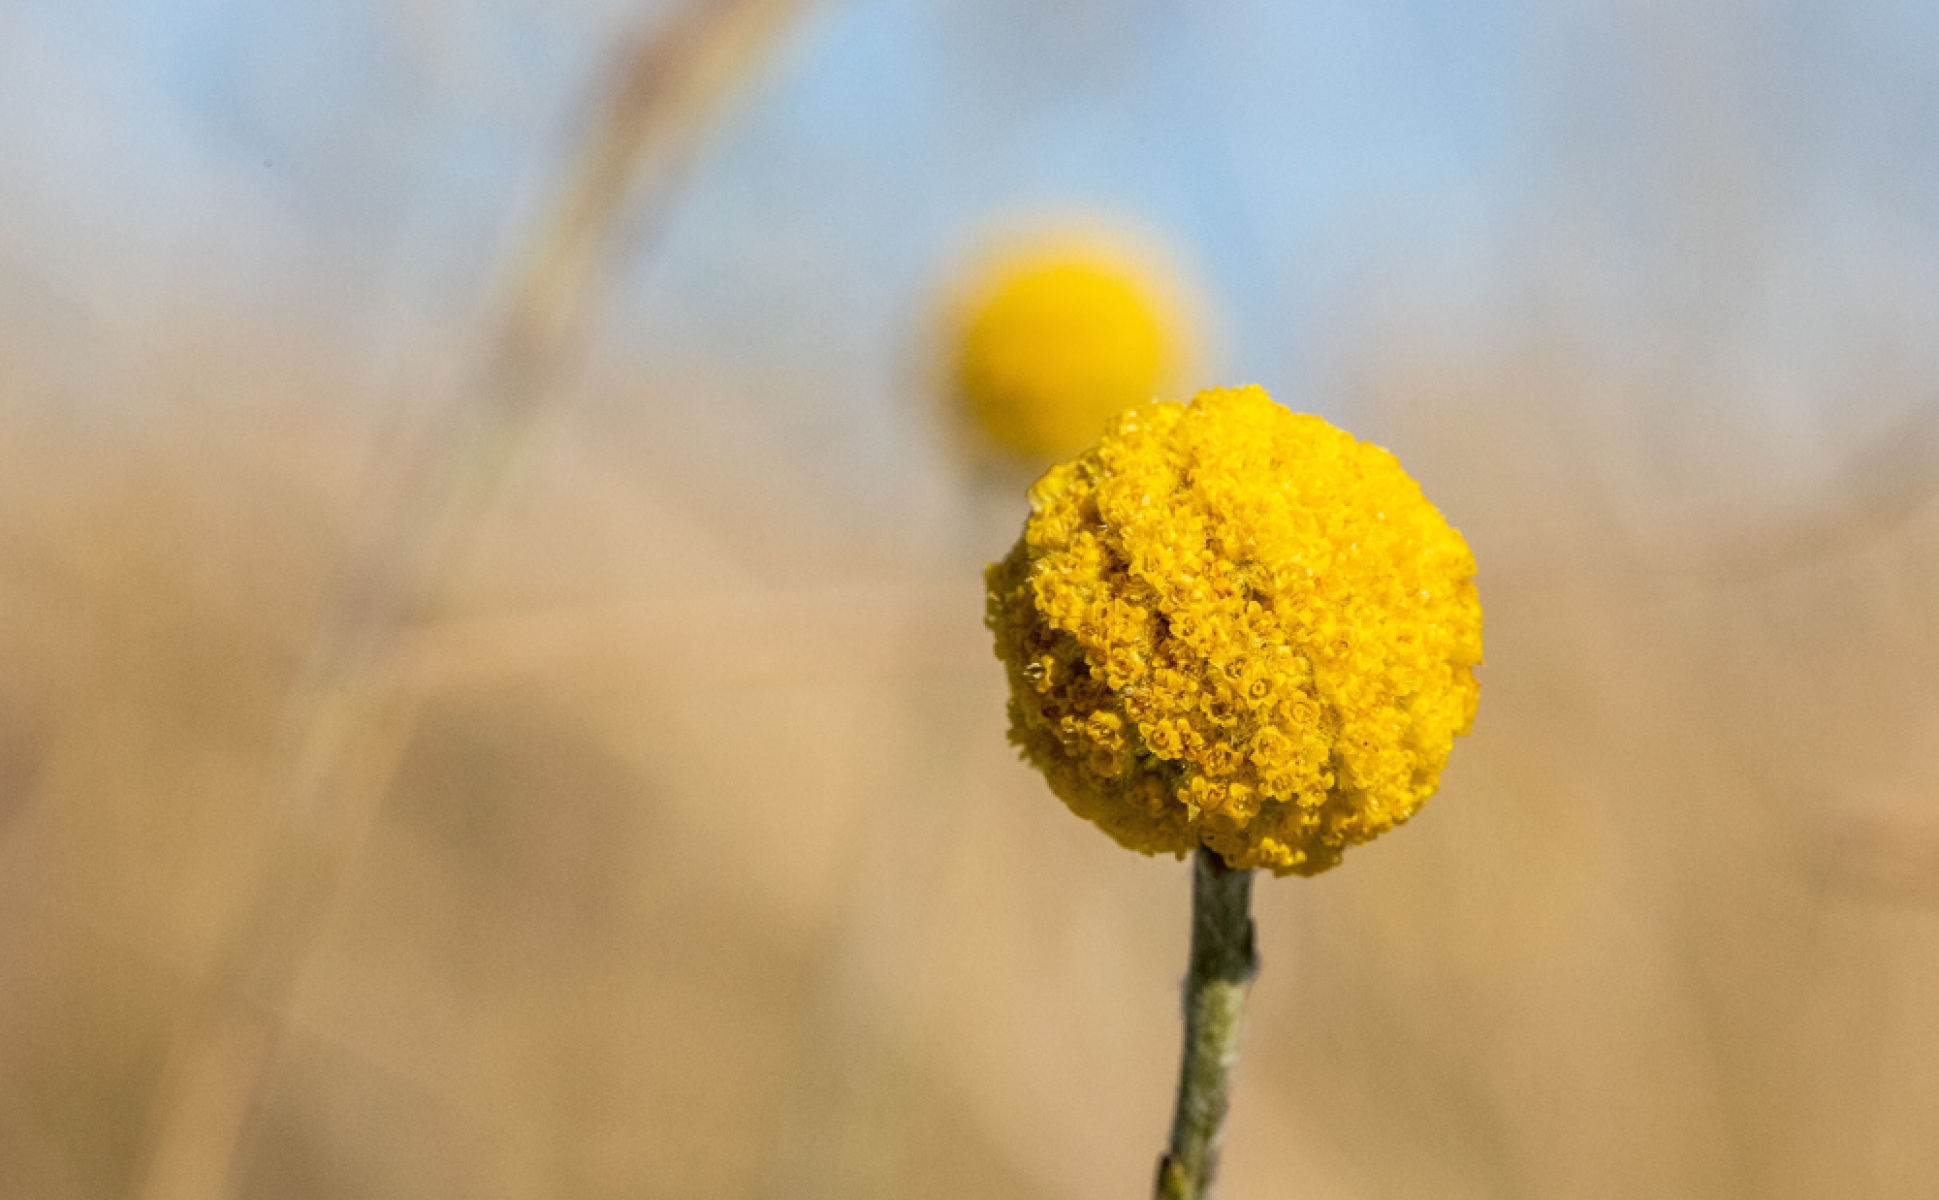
[7,0,1939,538]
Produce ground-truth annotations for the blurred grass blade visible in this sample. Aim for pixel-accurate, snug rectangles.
[129,3,815,1199]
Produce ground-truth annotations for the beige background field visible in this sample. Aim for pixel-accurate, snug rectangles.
[5,2,1939,1197]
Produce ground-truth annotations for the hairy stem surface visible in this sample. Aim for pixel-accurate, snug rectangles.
[1156,845,1258,1200]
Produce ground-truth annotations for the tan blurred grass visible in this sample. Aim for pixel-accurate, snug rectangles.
[92,3,823,1198]
[8,6,1939,1196]
[8,315,1939,1199]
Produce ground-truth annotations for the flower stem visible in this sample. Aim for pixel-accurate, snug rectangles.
[1156,845,1259,1200]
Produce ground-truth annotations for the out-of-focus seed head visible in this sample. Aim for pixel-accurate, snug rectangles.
[950,241,1185,461]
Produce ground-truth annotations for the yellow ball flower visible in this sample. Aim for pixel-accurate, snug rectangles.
[985,386,1482,876]
[954,249,1178,460]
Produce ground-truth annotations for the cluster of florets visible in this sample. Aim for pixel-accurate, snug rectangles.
[985,386,1481,875]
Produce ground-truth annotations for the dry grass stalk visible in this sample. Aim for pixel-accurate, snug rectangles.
[129,3,813,1197]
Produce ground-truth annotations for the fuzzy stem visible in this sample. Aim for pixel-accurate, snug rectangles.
[1156,845,1259,1200]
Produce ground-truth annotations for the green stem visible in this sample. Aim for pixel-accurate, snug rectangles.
[1156,845,1259,1200]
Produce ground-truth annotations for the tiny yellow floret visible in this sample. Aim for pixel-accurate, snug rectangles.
[956,252,1174,460]
[985,386,1482,876]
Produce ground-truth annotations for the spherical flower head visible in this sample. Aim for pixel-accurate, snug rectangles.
[985,386,1482,876]
[953,249,1178,461]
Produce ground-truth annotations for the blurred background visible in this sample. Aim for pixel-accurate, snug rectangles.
[6,0,1939,1197]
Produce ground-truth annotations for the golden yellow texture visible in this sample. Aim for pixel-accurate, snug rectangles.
[985,386,1482,876]
[955,252,1174,460]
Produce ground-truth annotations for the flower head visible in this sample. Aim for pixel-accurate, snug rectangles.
[952,244,1181,461]
[985,386,1481,876]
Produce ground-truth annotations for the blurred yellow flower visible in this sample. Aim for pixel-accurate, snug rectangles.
[953,247,1179,460]
[985,386,1482,876]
